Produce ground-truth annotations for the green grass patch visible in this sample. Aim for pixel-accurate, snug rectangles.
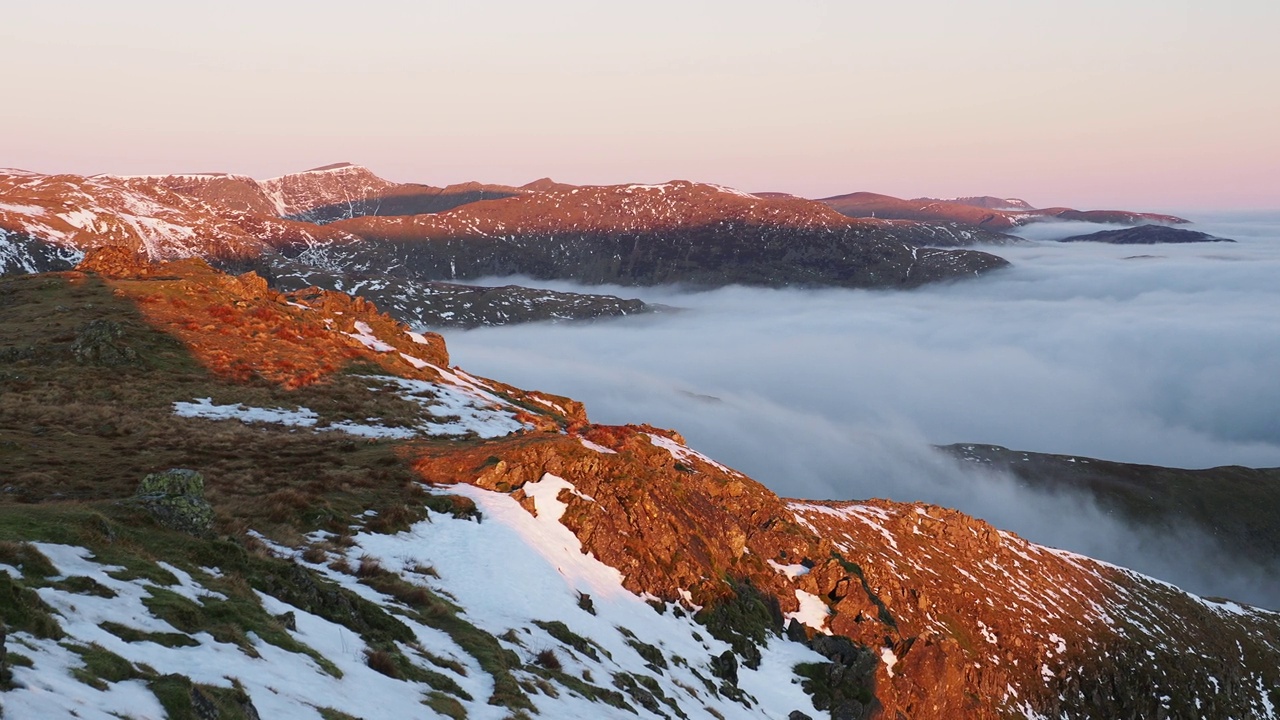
[533,620,608,662]
[424,691,469,719]
[142,585,342,677]
[0,572,64,639]
[794,661,874,713]
[0,541,57,579]
[65,642,142,690]
[624,635,668,672]
[317,708,363,720]
[694,578,781,670]
[51,575,117,598]
[99,620,199,648]
[148,674,258,720]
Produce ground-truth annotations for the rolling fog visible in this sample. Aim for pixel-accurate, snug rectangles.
[440,212,1280,608]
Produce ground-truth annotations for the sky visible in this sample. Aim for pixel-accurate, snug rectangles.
[441,215,1280,607]
[4,1,1278,209]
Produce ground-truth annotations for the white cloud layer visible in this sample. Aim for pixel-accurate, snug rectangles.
[440,212,1280,608]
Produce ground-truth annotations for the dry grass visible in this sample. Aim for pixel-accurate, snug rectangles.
[0,272,453,546]
[355,556,387,578]
[535,649,562,671]
[364,648,400,679]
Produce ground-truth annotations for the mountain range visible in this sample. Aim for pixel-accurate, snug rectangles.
[2,163,1215,331]
[0,245,1276,719]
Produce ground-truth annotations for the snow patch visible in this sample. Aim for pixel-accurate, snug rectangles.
[644,432,737,475]
[578,437,617,454]
[767,559,810,580]
[787,590,831,634]
[881,647,898,678]
[173,398,318,426]
[343,320,395,352]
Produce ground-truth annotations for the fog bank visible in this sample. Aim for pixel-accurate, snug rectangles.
[439,212,1280,607]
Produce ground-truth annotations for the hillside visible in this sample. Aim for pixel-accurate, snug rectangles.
[1,251,1276,719]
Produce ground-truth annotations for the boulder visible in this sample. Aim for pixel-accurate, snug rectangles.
[71,319,139,367]
[135,469,214,535]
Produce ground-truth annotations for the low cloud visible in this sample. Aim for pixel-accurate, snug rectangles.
[440,213,1280,608]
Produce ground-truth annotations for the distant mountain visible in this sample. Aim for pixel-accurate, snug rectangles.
[0,169,272,262]
[821,192,1027,232]
[0,168,654,327]
[914,195,1035,211]
[108,163,524,225]
[1058,225,1233,244]
[325,180,1011,287]
[820,191,1189,236]
[1,252,1276,719]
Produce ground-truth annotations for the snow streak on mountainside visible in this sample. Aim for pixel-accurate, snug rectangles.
[0,170,267,262]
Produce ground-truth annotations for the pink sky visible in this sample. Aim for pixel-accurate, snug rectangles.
[3,1,1277,210]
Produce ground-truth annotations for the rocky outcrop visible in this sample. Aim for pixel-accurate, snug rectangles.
[75,246,450,388]
[71,319,140,367]
[410,422,1280,719]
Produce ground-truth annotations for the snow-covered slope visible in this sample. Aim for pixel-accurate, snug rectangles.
[3,494,825,720]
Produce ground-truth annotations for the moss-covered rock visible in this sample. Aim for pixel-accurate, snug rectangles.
[135,469,214,536]
[71,319,139,366]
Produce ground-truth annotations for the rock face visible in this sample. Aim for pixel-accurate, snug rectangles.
[1059,225,1233,244]
[71,319,139,367]
[75,246,451,388]
[135,469,214,535]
